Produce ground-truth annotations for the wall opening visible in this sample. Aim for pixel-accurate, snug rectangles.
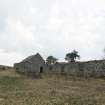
[49,66,53,71]
[16,68,19,70]
[40,66,43,73]
[61,66,65,73]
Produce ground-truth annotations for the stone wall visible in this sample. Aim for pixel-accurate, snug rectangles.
[79,60,105,77]
[14,59,45,76]
[45,60,105,77]
[14,58,105,77]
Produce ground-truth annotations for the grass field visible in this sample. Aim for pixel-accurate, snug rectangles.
[0,69,105,105]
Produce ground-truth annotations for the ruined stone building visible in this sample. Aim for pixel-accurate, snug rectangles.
[14,53,45,76]
[14,53,105,77]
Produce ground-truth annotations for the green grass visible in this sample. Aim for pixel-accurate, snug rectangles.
[0,70,105,105]
[0,76,22,91]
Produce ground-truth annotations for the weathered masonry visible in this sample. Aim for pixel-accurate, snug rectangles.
[14,53,45,76]
[14,53,105,77]
[45,60,105,77]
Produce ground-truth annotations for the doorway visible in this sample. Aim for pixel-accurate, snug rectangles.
[61,66,65,73]
[40,66,43,73]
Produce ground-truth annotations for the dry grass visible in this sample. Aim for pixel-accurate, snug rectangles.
[0,70,105,105]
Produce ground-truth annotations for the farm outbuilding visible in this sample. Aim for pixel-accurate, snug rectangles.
[14,53,105,77]
[14,53,45,76]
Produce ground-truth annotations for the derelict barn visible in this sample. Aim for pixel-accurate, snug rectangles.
[14,53,105,77]
[14,53,45,76]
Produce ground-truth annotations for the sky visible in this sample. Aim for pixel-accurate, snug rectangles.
[0,0,105,66]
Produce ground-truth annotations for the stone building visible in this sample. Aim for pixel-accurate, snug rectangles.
[14,53,105,77]
[14,53,45,76]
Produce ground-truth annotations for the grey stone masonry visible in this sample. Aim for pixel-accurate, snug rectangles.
[14,53,105,77]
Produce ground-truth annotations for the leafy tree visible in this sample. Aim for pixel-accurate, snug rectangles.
[46,56,58,64]
[65,50,80,62]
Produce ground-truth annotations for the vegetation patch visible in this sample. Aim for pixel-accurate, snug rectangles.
[0,70,105,105]
[0,76,23,92]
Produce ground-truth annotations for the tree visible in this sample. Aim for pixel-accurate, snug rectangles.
[46,56,58,65]
[65,50,80,62]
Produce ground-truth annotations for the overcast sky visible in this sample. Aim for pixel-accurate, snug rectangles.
[0,0,105,66]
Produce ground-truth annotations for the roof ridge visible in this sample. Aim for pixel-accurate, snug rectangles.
[22,53,44,62]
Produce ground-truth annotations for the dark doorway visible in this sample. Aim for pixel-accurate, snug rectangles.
[40,66,43,73]
[16,68,19,70]
[61,66,65,73]
[49,66,53,71]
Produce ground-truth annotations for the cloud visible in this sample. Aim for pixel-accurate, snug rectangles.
[7,17,34,42]
[0,49,24,66]
[0,0,105,65]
